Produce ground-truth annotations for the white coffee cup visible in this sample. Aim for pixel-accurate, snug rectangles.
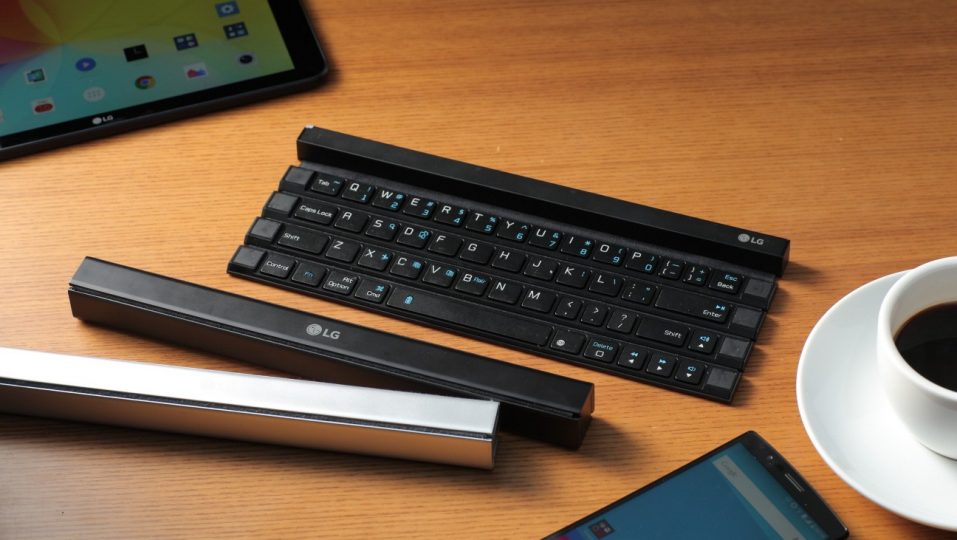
[878,257,957,459]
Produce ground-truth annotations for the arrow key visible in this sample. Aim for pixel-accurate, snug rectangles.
[645,353,677,377]
[675,359,706,385]
[616,345,647,370]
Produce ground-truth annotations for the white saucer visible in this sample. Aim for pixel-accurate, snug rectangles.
[797,272,957,531]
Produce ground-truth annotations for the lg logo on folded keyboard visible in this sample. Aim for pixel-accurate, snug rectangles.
[306,323,341,340]
[737,233,765,246]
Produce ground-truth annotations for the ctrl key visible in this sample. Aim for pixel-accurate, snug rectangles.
[259,253,296,279]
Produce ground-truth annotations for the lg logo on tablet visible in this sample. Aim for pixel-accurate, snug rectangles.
[306,323,341,340]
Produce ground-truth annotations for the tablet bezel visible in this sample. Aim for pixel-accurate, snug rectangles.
[0,0,328,161]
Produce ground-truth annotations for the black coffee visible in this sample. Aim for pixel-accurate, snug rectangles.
[895,303,957,392]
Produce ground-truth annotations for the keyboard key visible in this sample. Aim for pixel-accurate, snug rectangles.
[583,338,619,363]
[497,219,529,242]
[371,188,406,211]
[277,225,328,254]
[293,199,337,225]
[423,264,458,288]
[580,302,607,326]
[675,359,706,385]
[488,279,523,304]
[455,272,491,296]
[521,288,556,313]
[396,225,432,248]
[550,330,586,354]
[333,209,369,233]
[716,337,750,370]
[390,256,425,279]
[434,204,467,226]
[688,330,718,354]
[265,192,298,216]
[524,256,558,281]
[247,217,281,243]
[560,235,594,258]
[622,281,656,305]
[354,280,390,303]
[742,278,774,306]
[636,318,689,347]
[645,353,677,377]
[554,297,582,320]
[357,247,393,271]
[280,166,315,189]
[341,181,374,203]
[528,227,562,250]
[682,265,710,286]
[386,287,552,346]
[325,238,361,263]
[460,241,494,264]
[709,271,743,294]
[291,262,325,287]
[465,212,498,234]
[366,217,399,241]
[428,233,463,257]
[230,246,264,270]
[556,265,590,288]
[729,306,763,338]
[588,272,623,297]
[702,366,738,399]
[492,249,526,273]
[617,345,647,370]
[310,173,345,196]
[593,243,625,266]
[624,250,659,274]
[259,254,295,278]
[322,271,359,295]
[606,309,638,334]
[403,197,436,219]
[655,288,731,323]
[659,259,684,280]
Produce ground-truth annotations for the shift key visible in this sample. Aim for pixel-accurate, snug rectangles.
[636,317,689,347]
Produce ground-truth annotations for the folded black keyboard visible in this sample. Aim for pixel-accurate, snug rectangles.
[228,126,789,403]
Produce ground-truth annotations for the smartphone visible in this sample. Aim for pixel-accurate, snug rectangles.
[544,432,848,540]
[0,0,328,160]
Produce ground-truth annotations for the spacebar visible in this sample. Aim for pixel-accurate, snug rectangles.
[386,287,552,346]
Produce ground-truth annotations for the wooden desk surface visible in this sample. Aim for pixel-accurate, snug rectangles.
[2,1,956,537]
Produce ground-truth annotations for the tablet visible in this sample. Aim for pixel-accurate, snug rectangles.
[0,0,327,160]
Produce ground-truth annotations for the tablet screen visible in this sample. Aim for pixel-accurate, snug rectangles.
[0,0,322,152]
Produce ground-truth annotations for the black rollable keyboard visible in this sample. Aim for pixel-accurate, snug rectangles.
[229,126,789,403]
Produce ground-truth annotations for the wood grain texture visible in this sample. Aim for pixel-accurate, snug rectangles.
[2,1,957,537]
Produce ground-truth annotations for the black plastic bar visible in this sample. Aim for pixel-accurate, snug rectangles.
[296,126,790,276]
[68,257,594,448]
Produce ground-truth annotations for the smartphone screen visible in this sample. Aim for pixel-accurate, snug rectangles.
[545,432,847,540]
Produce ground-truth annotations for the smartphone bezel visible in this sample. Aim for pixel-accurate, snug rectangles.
[544,431,848,539]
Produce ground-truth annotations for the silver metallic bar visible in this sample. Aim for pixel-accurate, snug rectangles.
[0,347,499,469]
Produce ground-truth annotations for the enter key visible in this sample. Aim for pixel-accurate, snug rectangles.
[655,288,732,324]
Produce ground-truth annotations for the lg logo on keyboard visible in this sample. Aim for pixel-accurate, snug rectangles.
[306,323,341,340]
[737,233,765,246]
